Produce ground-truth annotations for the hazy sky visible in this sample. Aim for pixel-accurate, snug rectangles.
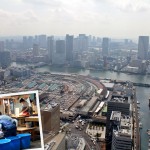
[0,0,150,38]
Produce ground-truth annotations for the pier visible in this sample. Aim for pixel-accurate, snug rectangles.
[133,83,150,87]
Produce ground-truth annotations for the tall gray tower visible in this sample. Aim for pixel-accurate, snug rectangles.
[138,36,149,60]
[47,36,54,63]
[33,44,39,56]
[66,34,73,62]
[102,37,109,56]
[38,34,47,48]
[0,41,4,51]
[78,34,88,52]
[0,51,11,69]
[52,40,66,65]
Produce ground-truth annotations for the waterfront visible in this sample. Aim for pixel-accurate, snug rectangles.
[12,62,150,149]
[36,66,150,150]
[136,87,150,150]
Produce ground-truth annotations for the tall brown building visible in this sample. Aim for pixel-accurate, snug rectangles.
[41,104,60,133]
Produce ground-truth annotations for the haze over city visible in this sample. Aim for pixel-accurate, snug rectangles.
[0,0,150,38]
[0,1,150,150]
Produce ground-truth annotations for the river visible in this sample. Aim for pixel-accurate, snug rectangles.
[12,62,150,150]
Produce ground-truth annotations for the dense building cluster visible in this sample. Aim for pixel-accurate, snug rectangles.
[0,71,140,150]
[0,35,150,75]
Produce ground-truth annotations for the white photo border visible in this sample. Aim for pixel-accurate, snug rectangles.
[0,90,44,150]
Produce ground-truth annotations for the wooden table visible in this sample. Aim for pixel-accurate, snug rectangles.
[11,115,25,126]
[25,116,38,122]
[25,116,39,127]
[17,127,36,141]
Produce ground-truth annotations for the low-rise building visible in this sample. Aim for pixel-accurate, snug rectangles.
[60,110,76,121]
[9,67,31,78]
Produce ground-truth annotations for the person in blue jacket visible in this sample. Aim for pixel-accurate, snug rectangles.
[0,112,17,137]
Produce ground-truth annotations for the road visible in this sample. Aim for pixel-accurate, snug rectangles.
[133,90,140,150]
[68,121,101,150]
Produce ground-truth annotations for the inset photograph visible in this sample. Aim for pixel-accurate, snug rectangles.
[0,91,44,150]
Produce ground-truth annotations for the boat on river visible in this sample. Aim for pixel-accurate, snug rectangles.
[147,129,150,136]
[139,122,142,129]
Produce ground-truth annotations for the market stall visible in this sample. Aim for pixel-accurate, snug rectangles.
[0,93,41,150]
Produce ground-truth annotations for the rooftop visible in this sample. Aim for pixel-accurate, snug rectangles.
[112,112,132,138]
[120,115,131,128]
[81,96,98,113]
[102,106,107,113]
[110,111,121,121]
[102,82,115,89]
[41,102,58,111]
[110,97,128,103]
[114,129,131,137]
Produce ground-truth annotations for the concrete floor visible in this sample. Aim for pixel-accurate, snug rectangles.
[30,140,42,149]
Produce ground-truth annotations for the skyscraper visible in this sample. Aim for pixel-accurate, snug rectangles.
[38,34,47,48]
[106,99,130,149]
[110,111,132,150]
[23,36,28,50]
[28,36,33,48]
[56,40,65,54]
[66,34,74,62]
[138,36,149,60]
[33,44,39,56]
[47,36,54,63]
[0,41,4,51]
[106,100,130,134]
[52,40,66,65]
[5,39,11,50]
[78,34,88,52]
[0,51,11,69]
[0,69,4,80]
[73,37,79,52]
[102,37,109,56]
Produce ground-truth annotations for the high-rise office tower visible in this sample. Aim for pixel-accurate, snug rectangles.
[78,34,88,52]
[124,39,129,45]
[56,40,65,54]
[138,36,149,60]
[0,41,4,51]
[106,99,130,149]
[28,36,33,48]
[66,34,73,62]
[33,44,39,56]
[106,100,130,134]
[110,111,132,150]
[102,37,109,56]
[52,40,66,65]
[34,35,38,44]
[47,36,54,63]
[5,39,12,50]
[23,36,28,50]
[0,51,11,69]
[73,38,79,52]
[38,34,47,48]
[0,69,4,80]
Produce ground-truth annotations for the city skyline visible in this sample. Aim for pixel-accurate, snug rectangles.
[0,0,150,38]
